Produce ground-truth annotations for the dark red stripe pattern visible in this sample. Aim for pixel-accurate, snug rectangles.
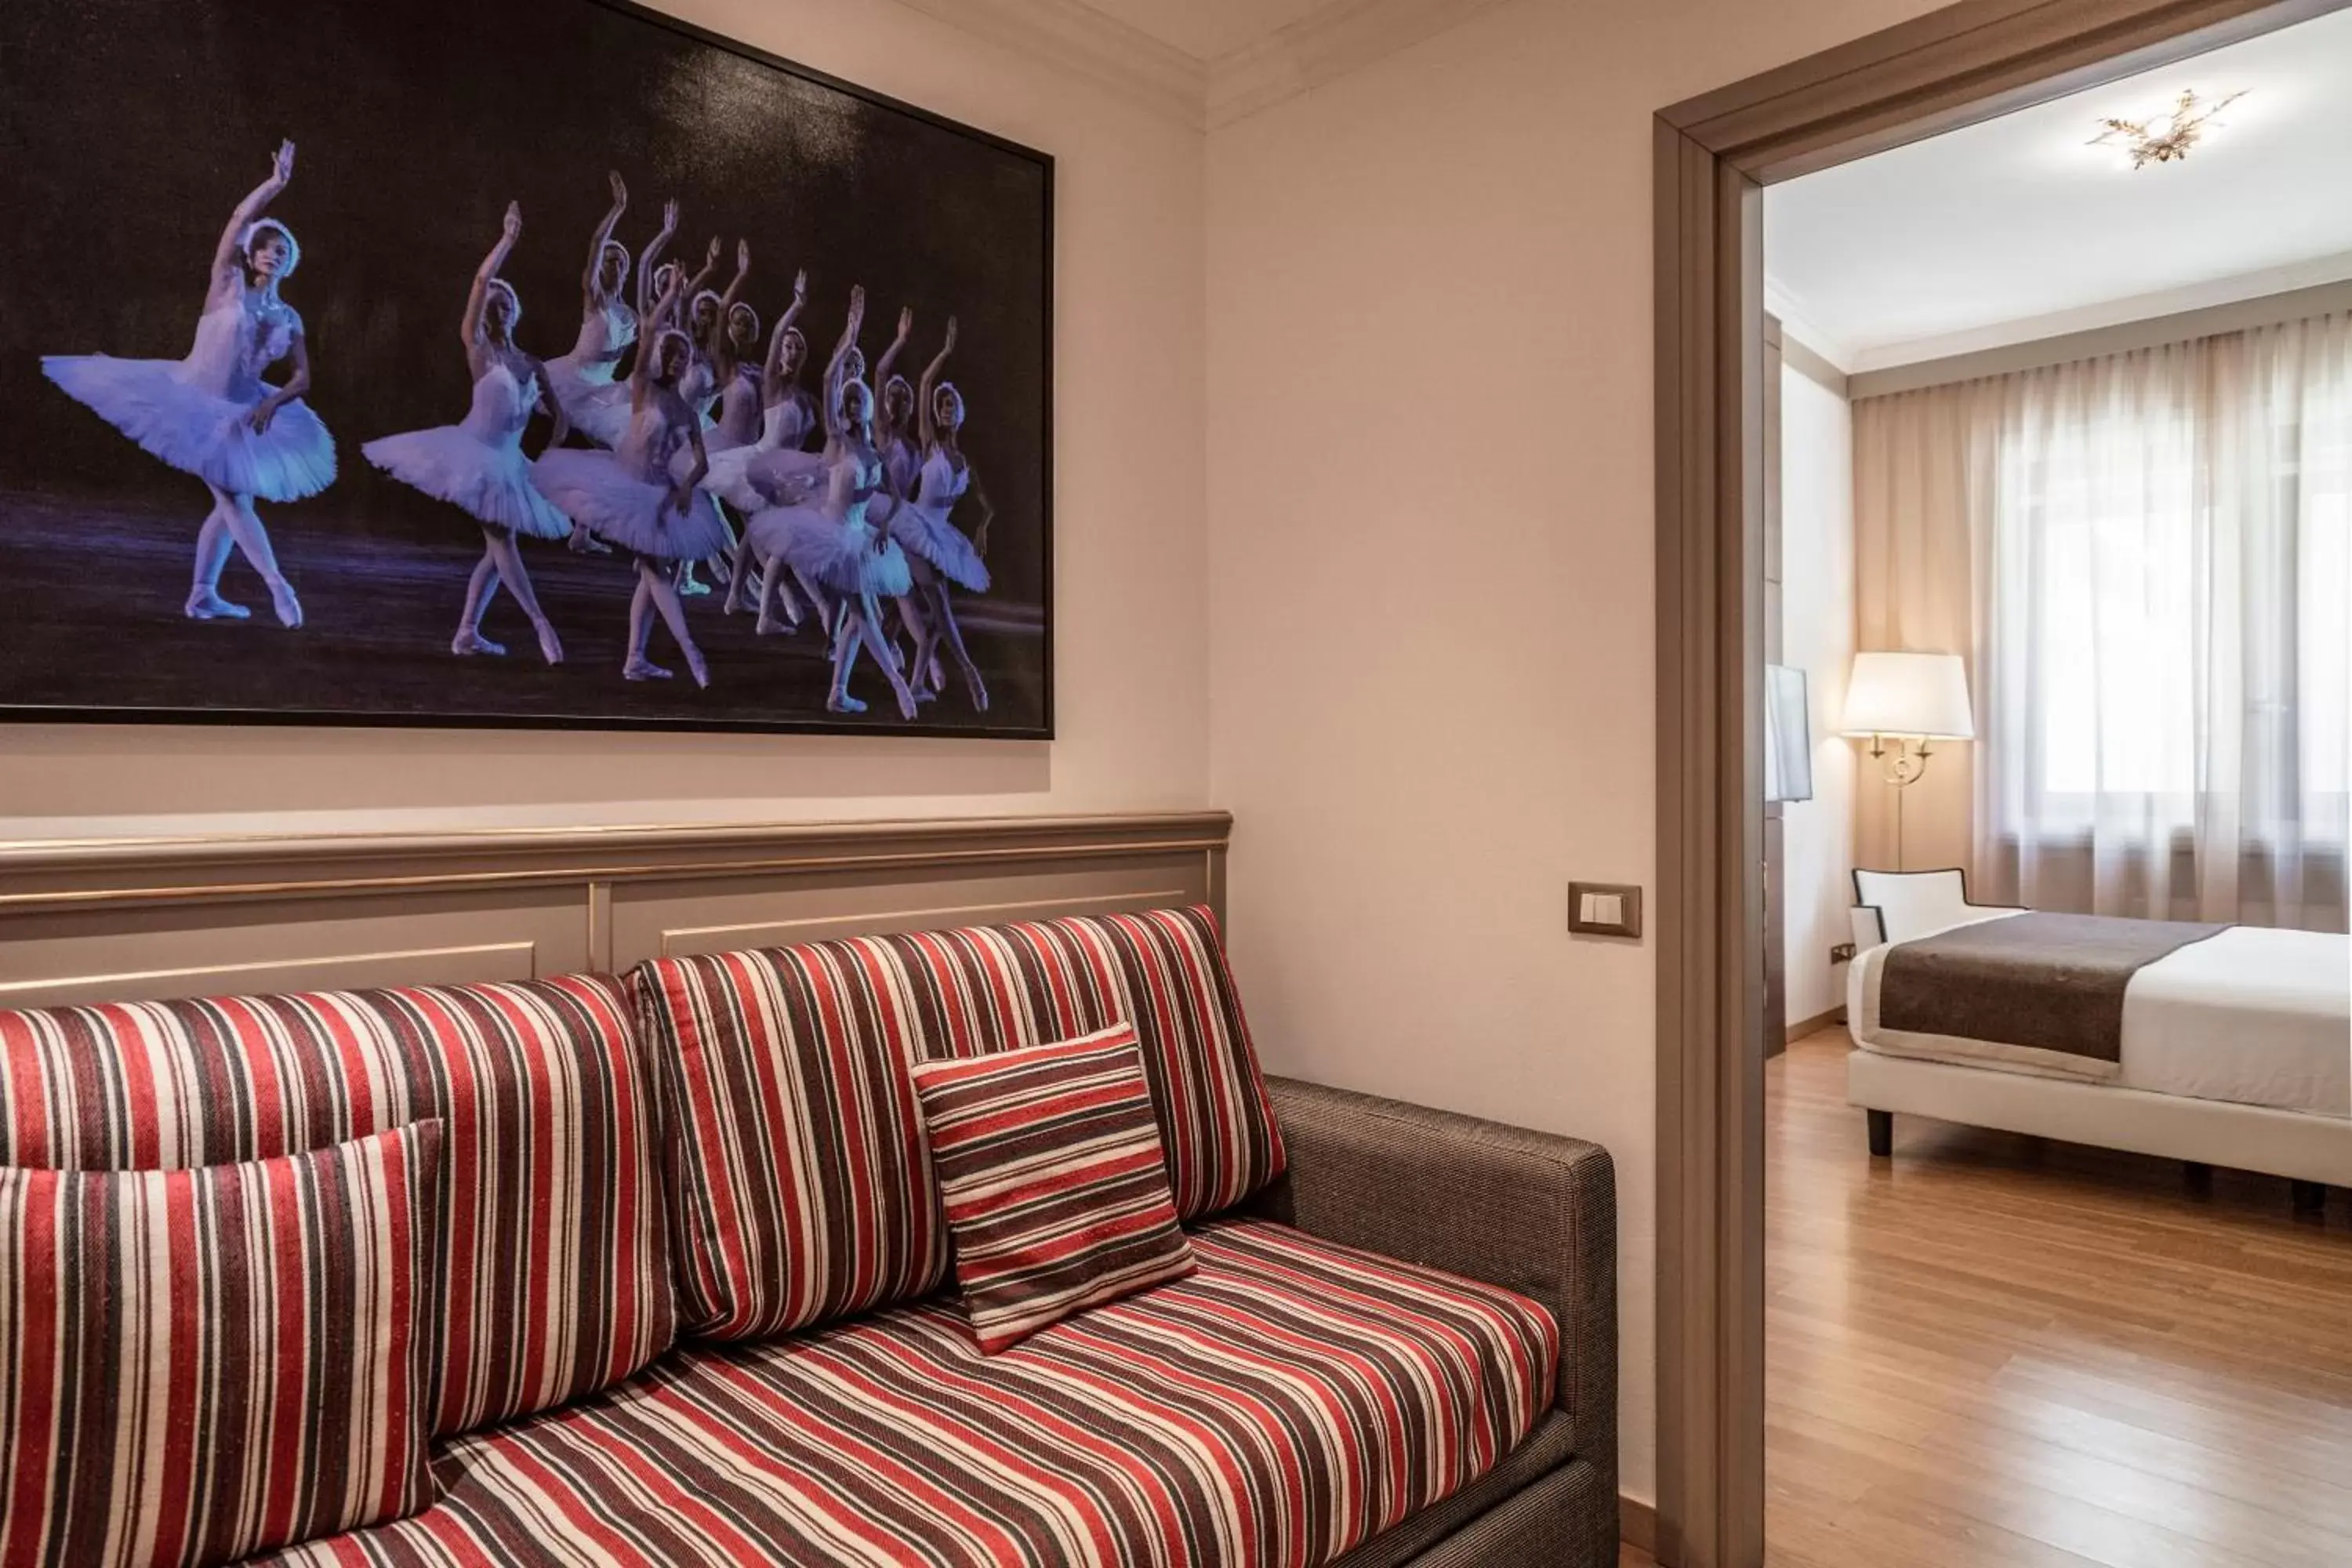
[635,906,1286,1341]
[912,1025,1197,1352]
[244,1218,1558,1568]
[0,1121,445,1568]
[0,977,672,1437]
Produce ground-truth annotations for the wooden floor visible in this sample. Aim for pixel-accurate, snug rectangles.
[1763,1029,2352,1568]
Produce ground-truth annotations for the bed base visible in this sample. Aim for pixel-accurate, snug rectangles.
[1848,1050,2351,1217]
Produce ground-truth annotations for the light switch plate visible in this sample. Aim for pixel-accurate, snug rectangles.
[1568,881,1642,938]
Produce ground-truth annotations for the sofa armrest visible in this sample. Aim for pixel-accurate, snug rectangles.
[1247,1076,1617,1490]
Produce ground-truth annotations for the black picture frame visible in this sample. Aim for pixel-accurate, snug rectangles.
[0,0,1055,741]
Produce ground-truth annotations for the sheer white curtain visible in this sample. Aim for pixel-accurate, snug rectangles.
[1853,311,2351,930]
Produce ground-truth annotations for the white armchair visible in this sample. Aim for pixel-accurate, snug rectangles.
[1849,868,2024,949]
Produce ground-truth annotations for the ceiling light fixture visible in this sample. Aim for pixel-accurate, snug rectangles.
[2089,89,2248,168]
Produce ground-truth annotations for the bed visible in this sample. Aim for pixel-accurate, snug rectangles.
[1842,869,2352,1210]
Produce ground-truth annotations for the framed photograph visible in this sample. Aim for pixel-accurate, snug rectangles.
[0,0,1052,737]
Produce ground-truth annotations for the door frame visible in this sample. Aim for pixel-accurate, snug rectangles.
[1650,2,2349,1563]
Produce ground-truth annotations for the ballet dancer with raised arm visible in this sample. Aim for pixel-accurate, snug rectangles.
[675,240,751,598]
[893,318,995,711]
[713,269,817,621]
[361,201,572,666]
[745,286,920,719]
[868,307,934,685]
[532,269,730,687]
[543,172,633,557]
[43,139,332,627]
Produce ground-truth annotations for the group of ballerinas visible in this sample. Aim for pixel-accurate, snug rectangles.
[42,144,999,717]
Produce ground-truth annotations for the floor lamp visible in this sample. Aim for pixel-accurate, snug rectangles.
[1842,652,1974,873]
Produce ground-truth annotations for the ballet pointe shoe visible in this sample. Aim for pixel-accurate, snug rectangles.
[568,526,612,555]
[534,622,564,666]
[677,565,712,598]
[267,579,303,630]
[684,646,710,690]
[623,655,673,681]
[826,689,869,714]
[452,630,506,657]
[185,587,251,621]
[965,671,990,713]
[756,611,789,637]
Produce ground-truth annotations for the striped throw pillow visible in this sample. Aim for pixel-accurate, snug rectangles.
[910,1025,1197,1352]
[0,1120,445,1568]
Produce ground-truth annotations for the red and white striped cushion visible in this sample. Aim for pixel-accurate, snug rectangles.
[635,906,1285,1340]
[0,978,671,1436]
[0,1120,445,1568]
[912,1025,1197,1352]
[247,1220,1559,1568]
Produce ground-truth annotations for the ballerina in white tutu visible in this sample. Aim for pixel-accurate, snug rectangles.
[866,310,935,684]
[361,202,572,666]
[532,270,727,688]
[43,139,330,627]
[542,172,636,552]
[894,320,995,711]
[673,241,752,599]
[712,271,821,624]
[731,289,886,636]
[744,287,920,719]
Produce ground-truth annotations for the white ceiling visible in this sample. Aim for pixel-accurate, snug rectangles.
[1073,0,1327,62]
[1765,5,2352,372]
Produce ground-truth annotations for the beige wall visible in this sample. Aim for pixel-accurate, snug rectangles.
[1780,362,1857,1026]
[0,0,1209,840]
[1203,0,1946,1503]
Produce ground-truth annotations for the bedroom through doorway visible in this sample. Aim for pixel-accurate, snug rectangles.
[1756,9,2352,1562]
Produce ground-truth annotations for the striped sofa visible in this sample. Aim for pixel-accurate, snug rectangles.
[1,907,1618,1568]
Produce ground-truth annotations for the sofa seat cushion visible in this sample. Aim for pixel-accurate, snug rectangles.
[246,1220,1558,1568]
[635,907,1286,1341]
[0,977,673,1438]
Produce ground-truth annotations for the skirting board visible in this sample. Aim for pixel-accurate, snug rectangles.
[1621,1494,1658,1553]
[1788,1005,1845,1043]
[1847,1048,2352,1185]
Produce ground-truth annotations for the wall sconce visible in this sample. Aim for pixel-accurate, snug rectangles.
[1841,651,1973,870]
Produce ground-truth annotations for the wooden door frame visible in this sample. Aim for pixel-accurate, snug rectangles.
[1650,2,2348,1563]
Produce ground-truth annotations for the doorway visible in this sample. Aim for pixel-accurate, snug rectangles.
[1650,2,2352,1564]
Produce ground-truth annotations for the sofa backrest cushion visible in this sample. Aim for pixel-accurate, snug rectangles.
[634,906,1284,1340]
[0,976,673,1438]
[0,1121,447,1568]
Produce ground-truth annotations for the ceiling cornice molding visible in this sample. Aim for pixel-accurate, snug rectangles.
[885,0,1519,133]
[1205,0,1523,129]
[888,0,1208,129]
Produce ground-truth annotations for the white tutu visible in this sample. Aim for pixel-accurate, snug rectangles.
[532,448,731,560]
[364,429,568,539]
[546,302,635,448]
[44,354,335,503]
[739,448,827,509]
[747,505,913,599]
[555,379,636,449]
[891,503,990,593]
[889,450,989,591]
[363,364,570,539]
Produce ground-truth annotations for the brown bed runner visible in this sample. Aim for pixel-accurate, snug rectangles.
[1878,913,2229,1064]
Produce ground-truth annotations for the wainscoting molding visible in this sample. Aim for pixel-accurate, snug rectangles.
[0,811,1232,1007]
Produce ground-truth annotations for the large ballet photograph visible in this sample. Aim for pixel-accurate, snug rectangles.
[0,0,1053,736]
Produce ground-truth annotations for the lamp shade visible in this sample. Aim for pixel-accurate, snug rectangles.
[1841,652,1973,740]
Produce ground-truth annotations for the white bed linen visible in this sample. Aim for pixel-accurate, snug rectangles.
[1849,916,2352,1120]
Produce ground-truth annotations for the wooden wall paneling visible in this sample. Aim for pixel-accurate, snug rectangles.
[615,853,1216,964]
[0,813,1232,1009]
[0,887,584,1007]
